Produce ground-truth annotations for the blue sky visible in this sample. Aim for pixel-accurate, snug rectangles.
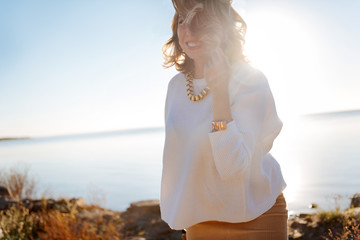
[0,0,359,137]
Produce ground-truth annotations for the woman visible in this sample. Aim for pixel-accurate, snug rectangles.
[160,0,288,239]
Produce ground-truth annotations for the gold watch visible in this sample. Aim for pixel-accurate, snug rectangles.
[212,121,227,132]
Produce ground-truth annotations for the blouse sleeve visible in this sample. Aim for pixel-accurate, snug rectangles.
[208,66,283,180]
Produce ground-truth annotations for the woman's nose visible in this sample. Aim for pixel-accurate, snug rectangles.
[184,24,193,37]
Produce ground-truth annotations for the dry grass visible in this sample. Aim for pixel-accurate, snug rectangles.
[317,207,346,225]
[87,183,107,208]
[0,204,40,239]
[0,202,124,239]
[315,195,360,240]
[0,163,124,239]
[327,217,360,240]
[38,209,123,240]
[0,163,38,200]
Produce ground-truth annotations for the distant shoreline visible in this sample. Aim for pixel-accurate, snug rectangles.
[303,109,360,117]
[0,137,30,142]
[0,127,164,143]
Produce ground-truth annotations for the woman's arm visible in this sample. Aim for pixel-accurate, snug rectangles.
[212,86,233,124]
[205,48,233,123]
[207,64,282,181]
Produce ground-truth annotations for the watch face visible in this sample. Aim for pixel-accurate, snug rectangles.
[212,121,227,131]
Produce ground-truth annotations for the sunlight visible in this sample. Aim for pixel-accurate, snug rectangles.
[272,146,302,207]
[282,162,301,204]
[243,9,324,117]
[270,116,306,205]
[243,10,317,70]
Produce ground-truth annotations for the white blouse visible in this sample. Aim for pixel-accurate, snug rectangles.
[160,62,287,230]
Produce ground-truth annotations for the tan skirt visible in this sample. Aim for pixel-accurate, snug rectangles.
[185,193,288,240]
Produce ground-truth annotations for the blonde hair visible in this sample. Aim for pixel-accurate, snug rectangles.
[162,0,247,74]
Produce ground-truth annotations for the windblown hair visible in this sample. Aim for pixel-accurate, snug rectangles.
[162,0,247,74]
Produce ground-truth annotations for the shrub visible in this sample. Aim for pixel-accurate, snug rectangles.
[0,164,123,239]
[319,205,360,239]
[0,164,37,200]
[0,204,40,240]
[38,208,123,240]
[327,217,360,240]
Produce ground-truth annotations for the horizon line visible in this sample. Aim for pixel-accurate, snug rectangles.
[1,108,359,141]
[301,108,360,117]
[0,126,165,141]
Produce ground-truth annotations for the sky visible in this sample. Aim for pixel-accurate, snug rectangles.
[0,0,359,137]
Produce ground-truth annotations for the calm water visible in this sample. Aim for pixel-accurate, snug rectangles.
[0,111,359,215]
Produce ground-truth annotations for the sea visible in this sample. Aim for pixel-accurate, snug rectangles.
[0,110,359,217]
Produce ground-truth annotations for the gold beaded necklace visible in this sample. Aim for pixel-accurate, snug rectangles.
[185,72,210,102]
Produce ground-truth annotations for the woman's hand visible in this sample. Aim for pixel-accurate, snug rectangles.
[204,47,231,94]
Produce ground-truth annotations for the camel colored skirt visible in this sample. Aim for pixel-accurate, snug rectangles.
[185,193,288,240]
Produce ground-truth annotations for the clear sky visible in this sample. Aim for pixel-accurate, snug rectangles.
[1,0,359,137]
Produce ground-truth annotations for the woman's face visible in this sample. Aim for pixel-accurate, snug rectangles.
[177,14,210,64]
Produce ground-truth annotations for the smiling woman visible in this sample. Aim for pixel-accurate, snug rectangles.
[162,0,247,78]
[160,0,288,239]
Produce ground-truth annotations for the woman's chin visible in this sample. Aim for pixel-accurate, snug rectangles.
[186,52,210,64]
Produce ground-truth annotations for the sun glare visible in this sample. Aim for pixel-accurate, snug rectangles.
[243,9,323,118]
[282,161,302,204]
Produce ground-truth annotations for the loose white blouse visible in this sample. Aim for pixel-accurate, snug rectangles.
[160,62,287,230]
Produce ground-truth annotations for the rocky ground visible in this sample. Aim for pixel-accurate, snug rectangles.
[1,187,359,240]
[0,184,182,240]
[106,199,360,240]
[288,209,359,240]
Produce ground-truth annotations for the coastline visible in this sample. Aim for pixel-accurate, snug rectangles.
[1,194,359,240]
[0,137,29,142]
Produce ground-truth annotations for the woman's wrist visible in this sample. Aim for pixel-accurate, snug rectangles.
[208,76,229,95]
[212,86,233,126]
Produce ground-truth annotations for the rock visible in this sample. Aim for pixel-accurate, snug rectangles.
[0,186,17,210]
[309,203,318,209]
[0,186,10,197]
[0,198,18,210]
[0,195,87,213]
[121,199,182,240]
[292,229,303,239]
[70,197,86,208]
[21,198,44,212]
[344,207,360,216]
[350,192,360,208]
[128,200,160,215]
[299,213,311,218]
